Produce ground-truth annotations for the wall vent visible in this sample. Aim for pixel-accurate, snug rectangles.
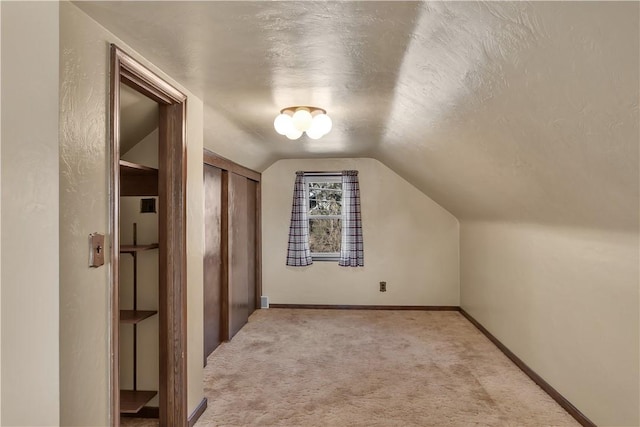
[260,296,269,309]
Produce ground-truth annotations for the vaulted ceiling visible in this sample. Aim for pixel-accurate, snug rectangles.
[75,1,639,231]
[120,84,158,154]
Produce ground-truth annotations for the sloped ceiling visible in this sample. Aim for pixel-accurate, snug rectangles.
[120,83,158,154]
[75,1,638,230]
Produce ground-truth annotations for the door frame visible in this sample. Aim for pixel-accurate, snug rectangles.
[110,45,188,427]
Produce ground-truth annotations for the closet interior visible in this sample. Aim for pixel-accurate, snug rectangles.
[118,83,161,419]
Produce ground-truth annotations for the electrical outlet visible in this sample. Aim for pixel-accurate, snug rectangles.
[380,281,387,292]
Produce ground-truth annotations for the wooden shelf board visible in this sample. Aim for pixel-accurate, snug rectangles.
[120,310,158,324]
[120,390,157,414]
[119,160,158,175]
[120,160,159,196]
[120,243,159,254]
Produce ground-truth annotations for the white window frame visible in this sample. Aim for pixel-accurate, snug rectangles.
[305,174,342,261]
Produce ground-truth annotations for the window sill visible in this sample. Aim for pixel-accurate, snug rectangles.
[311,254,340,262]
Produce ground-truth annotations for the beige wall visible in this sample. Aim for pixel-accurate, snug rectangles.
[460,221,639,426]
[59,2,204,425]
[1,2,60,425]
[185,108,205,417]
[262,158,459,306]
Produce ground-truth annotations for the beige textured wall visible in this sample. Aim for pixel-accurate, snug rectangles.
[59,2,204,425]
[460,222,639,426]
[262,158,459,306]
[1,2,60,425]
[185,106,205,417]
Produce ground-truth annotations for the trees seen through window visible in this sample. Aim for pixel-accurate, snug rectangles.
[307,178,342,257]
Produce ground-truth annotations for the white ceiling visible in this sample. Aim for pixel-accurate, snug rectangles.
[75,1,639,230]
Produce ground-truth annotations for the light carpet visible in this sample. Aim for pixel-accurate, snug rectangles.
[195,309,578,426]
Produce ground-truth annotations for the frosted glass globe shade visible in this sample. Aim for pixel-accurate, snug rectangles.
[285,129,303,140]
[274,113,292,135]
[305,127,324,140]
[312,113,332,135]
[292,108,313,132]
[307,116,323,135]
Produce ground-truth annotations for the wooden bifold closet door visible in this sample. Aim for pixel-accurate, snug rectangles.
[203,164,223,361]
[228,174,259,338]
[203,150,261,363]
[228,173,250,338]
[246,179,257,319]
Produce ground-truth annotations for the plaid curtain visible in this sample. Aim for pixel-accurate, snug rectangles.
[286,171,313,266]
[339,170,364,267]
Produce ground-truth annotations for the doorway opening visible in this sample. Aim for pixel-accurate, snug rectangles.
[110,45,188,427]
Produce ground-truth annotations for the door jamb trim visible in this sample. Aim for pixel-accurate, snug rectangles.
[110,44,188,427]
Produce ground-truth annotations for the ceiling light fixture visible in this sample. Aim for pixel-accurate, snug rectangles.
[274,106,332,140]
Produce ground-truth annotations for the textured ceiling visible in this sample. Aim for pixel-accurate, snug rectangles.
[75,1,639,230]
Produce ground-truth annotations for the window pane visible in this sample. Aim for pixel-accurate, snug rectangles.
[308,182,342,215]
[309,199,341,215]
[309,218,341,253]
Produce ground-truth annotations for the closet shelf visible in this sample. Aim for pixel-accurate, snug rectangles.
[120,160,157,173]
[120,390,157,414]
[120,310,158,324]
[120,160,158,196]
[120,243,159,254]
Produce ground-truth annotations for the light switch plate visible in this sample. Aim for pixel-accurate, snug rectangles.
[89,233,105,268]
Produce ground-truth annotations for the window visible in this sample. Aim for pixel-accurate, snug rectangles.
[306,174,342,260]
[286,170,363,267]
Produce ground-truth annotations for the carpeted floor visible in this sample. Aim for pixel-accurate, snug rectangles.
[194,309,578,426]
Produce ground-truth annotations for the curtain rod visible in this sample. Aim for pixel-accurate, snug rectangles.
[298,170,357,177]
[302,171,342,175]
